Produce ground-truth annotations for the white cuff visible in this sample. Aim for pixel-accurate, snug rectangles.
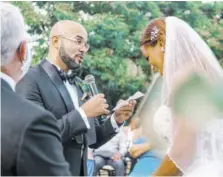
[110,114,122,132]
[77,107,90,129]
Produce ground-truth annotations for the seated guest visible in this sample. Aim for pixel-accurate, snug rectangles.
[94,128,128,176]
[128,119,161,177]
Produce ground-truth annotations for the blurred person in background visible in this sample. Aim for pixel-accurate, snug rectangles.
[93,127,128,176]
[168,69,223,177]
[128,118,161,177]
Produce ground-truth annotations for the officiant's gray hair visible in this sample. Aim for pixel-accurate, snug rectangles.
[1,2,26,66]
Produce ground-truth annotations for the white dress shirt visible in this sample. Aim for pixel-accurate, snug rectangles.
[48,60,120,132]
[0,72,16,91]
[64,78,91,129]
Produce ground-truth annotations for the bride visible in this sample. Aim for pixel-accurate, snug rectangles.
[138,16,223,176]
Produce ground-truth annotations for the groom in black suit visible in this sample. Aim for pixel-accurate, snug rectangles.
[16,20,136,176]
[1,3,70,176]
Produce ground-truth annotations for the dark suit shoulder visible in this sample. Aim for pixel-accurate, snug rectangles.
[2,86,57,134]
[18,64,42,85]
[16,63,46,107]
[1,87,60,175]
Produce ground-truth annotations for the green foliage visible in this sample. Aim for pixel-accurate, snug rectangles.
[10,1,223,107]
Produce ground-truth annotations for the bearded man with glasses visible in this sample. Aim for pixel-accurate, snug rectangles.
[16,20,136,176]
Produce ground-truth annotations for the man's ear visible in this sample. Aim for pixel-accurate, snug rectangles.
[51,36,60,49]
[17,40,26,63]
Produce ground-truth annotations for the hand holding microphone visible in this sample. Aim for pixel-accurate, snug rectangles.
[81,93,110,118]
[81,75,110,118]
[82,74,137,123]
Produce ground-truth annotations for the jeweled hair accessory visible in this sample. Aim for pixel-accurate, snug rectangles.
[150,26,159,41]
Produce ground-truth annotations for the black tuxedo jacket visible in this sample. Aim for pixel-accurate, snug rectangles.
[16,59,117,175]
[1,79,70,176]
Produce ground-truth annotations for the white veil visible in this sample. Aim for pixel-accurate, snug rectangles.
[164,17,223,175]
[163,16,223,104]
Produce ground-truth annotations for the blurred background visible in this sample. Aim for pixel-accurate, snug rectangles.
[11,1,223,108]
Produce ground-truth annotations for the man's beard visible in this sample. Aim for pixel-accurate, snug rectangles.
[59,44,80,71]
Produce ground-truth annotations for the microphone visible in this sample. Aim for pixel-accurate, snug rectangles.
[84,75,99,97]
[84,74,107,124]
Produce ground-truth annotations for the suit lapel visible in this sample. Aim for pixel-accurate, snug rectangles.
[75,85,84,106]
[40,60,74,112]
[1,79,13,92]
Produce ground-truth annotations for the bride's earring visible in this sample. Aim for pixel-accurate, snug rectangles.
[161,47,165,53]
[152,66,158,72]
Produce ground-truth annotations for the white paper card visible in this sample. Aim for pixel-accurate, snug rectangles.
[113,91,144,111]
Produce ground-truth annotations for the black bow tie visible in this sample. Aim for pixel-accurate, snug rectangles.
[59,70,77,85]
[52,64,78,85]
[51,64,77,85]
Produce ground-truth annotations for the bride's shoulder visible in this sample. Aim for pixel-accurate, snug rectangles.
[154,105,172,120]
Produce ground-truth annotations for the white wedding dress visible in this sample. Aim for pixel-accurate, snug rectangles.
[183,119,223,177]
[153,105,223,177]
[153,105,173,149]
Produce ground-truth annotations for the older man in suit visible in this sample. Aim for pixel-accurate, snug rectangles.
[1,3,70,176]
[16,20,136,175]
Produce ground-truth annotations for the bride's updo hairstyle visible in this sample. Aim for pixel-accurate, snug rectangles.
[140,17,166,48]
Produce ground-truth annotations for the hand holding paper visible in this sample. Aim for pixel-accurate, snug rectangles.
[112,91,144,124]
[113,91,144,111]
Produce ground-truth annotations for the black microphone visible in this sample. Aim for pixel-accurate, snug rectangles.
[84,74,107,124]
